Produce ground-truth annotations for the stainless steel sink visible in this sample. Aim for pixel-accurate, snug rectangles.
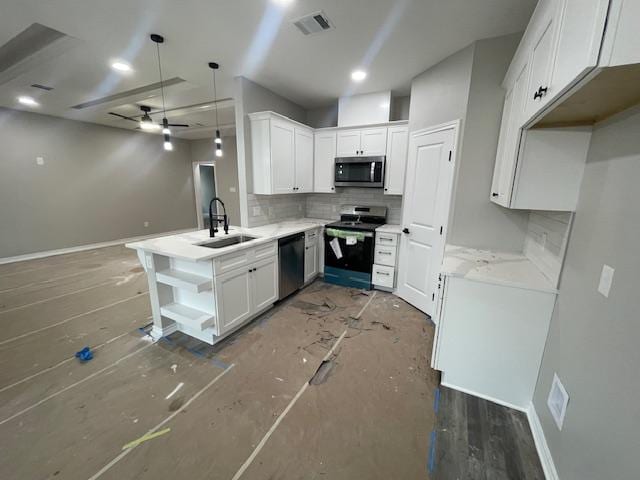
[199,235,258,249]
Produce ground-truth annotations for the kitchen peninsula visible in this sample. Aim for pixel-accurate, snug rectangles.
[127,220,328,344]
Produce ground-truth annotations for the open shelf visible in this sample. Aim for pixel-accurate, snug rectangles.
[160,302,216,331]
[156,269,212,293]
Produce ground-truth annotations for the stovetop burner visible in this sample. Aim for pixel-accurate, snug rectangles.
[326,220,381,232]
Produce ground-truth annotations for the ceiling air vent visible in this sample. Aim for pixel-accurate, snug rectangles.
[293,11,334,36]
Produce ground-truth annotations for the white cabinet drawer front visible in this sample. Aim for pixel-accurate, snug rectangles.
[254,241,278,260]
[375,232,398,247]
[305,229,319,246]
[373,264,395,288]
[374,245,397,267]
[214,250,252,275]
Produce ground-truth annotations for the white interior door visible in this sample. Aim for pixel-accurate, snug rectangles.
[398,123,457,317]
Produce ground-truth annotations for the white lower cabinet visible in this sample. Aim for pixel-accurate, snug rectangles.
[215,254,278,336]
[372,230,400,291]
[251,256,279,312]
[432,275,556,410]
[304,228,320,283]
[214,267,253,334]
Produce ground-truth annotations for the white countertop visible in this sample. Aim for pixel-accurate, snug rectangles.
[126,218,329,262]
[376,224,402,235]
[441,244,558,294]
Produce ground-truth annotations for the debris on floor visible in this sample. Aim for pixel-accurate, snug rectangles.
[121,427,171,450]
[309,359,335,385]
[74,346,93,362]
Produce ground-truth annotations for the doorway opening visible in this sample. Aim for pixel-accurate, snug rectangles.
[193,162,219,230]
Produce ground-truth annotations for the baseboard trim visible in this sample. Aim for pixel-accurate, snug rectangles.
[0,228,197,265]
[440,379,528,413]
[527,402,559,480]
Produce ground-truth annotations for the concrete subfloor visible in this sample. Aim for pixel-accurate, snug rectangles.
[0,245,438,479]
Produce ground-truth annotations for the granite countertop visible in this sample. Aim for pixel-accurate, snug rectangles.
[376,224,402,235]
[441,244,558,294]
[126,218,329,262]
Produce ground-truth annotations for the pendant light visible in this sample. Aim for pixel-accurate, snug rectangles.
[151,34,173,151]
[208,62,223,158]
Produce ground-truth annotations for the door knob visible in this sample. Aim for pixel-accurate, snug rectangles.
[492,192,499,197]
[402,228,410,234]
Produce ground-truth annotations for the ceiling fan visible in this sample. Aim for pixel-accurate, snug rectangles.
[108,105,189,131]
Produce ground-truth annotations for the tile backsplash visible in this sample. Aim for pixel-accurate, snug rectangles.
[247,193,306,227]
[306,188,403,223]
[524,210,573,286]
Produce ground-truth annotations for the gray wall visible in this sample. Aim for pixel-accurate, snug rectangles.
[408,36,528,252]
[449,34,529,251]
[190,135,241,226]
[306,95,410,129]
[0,107,196,258]
[234,76,307,227]
[533,107,640,480]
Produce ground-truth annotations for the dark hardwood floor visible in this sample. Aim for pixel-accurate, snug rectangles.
[431,386,545,480]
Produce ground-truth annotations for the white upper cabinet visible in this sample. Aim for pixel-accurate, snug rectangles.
[313,131,337,193]
[551,0,609,96]
[336,127,387,156]
[384,125,409,195]
[249,112,314,195]
[294,126,314,193]
[360,128,388,155]
[336,129,362,156]
[490,0,620,211]
[270,118,296,194]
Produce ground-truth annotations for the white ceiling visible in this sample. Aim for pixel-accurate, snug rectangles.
[0,0,536,139]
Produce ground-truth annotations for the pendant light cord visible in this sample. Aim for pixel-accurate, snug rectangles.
[212,69,219,130]
[156,43,167,116]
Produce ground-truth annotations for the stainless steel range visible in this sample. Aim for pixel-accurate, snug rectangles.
[324,205,387,290]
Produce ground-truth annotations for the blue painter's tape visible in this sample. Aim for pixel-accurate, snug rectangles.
[433,387,441,414]
[428,429,437,474]
[211,357,230,370]
[187,347,206,358]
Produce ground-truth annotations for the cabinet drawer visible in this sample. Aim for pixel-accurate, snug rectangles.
[213,250,252,275]
[374,245,397,267]
[375,232,398,247]
[372,264,395,288]
[305,229,319,247]
[254,241,277,260]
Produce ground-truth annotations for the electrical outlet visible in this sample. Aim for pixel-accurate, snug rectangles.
[598,264,614,297]
[332,205,338,213]
[36,156,44,166]
[541,232,547,249]
[298,204,303,212]
[144,221,150,228]
[268,207,274,217]
[145,254,153,270]
[229,186,236,193]
[252,206,262,217]
[547,373,569,430]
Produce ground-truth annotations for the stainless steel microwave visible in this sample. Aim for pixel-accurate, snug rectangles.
[334,156,385,188]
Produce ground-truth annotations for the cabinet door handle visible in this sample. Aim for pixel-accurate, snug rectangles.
[377,272,390,276]
[402,228,410,234]
[533,86,548,100]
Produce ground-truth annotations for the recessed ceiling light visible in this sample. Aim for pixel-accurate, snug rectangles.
[272,0,295,6]
[351,70,367,82]
[111,61,132,73]
[18,96,39,107]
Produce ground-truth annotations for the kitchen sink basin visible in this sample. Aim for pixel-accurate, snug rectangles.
[200,235,258,249]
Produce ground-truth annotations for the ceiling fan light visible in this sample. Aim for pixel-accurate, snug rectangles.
[164,141,173,151]
[162,127,171,135]
[215,129,222,144]
[140,121,159,130]
[215,143,223,157]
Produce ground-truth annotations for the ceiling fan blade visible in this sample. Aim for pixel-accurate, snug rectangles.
[168,123,189,127]
[108,112,138,123]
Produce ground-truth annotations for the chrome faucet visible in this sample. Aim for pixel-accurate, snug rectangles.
[209,197,229,238]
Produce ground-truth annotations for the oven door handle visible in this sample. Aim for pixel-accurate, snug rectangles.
[370,162,375,183]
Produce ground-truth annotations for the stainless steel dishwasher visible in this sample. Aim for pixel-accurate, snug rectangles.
[278,233,305,300]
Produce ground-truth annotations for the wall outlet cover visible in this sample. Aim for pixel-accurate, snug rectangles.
[144,221,150,228]
[268,207,274,217]
[36,156,44,165]
[229,186,236,193]
[547,373,569,430]
[252,206,262,217]
[598,264,614,297]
